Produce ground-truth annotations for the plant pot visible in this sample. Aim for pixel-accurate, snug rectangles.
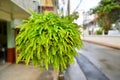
[104,31,108,35]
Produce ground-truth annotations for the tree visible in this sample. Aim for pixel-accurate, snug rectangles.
[91,0,120,34]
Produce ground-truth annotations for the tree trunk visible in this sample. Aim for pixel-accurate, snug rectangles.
[58,72,64,80]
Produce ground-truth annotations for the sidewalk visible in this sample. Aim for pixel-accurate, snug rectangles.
[0,62,11,71]
[0,61,85,80]
[82,35,120,49]
[0,63,57,80]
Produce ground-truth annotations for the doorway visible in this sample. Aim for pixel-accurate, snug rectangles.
[0,21,7,64]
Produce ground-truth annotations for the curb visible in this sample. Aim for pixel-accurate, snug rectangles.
[64,58,86,80]
[83,39,120,50]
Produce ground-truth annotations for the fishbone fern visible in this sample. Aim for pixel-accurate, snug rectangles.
[16,12,83,72]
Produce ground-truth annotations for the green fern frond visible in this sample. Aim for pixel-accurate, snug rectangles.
[16,12,83,73]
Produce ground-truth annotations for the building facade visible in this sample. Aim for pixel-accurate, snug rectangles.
[0,0,56,63]
[0,0,34,63]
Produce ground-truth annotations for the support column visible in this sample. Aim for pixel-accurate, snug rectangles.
[7,21,15,63]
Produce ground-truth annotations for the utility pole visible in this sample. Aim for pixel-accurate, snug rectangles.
[67,0,70,15]
[52,0,59,14]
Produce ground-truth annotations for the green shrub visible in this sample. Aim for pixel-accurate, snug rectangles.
[96,29,103,35]
[16,12,83,72]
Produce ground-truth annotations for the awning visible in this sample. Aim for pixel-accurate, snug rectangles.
[0,0,30,21]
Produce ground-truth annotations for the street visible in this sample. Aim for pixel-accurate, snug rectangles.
[77,41,120,80]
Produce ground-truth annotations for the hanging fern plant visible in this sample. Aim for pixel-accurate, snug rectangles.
[16,12,83,73]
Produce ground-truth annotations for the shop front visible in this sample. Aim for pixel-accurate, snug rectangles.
[0,0,30,63]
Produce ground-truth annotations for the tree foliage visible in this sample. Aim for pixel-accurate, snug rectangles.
[91,0,120,34]
[16,12,83,72]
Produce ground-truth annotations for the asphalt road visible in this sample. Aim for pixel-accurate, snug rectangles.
[76,53,109,80]
[77,42,120,80]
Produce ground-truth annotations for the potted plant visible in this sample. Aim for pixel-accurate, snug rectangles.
[16,11,83,80]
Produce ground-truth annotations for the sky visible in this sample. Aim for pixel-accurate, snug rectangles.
[70,0,101,12]
[58,0,101,25]
[70,0,101,25]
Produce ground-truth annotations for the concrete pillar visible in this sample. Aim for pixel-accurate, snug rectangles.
[7,21,15,63]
